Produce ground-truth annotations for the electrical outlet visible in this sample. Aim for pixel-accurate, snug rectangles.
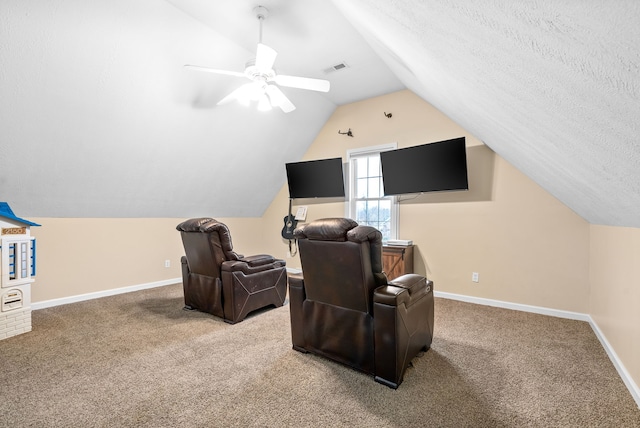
[164,260,171,268]
[472,272,479,283]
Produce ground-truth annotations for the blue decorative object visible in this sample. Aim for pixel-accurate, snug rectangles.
[0,202,39,340]
[0,202,40,227]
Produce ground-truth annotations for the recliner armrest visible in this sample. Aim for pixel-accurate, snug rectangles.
[374,274,432,307]
[221,257,285,275]
[240,254,277,267]
[287,271,306,351]
[288,272,304,288]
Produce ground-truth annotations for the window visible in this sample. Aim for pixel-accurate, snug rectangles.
[347,144,398,241]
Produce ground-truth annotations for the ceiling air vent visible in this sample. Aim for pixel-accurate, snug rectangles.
[323,62,350,74]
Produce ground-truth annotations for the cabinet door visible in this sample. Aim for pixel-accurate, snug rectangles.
[382,245,414,280]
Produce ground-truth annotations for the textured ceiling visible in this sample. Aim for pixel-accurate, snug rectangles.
[333,0,640,227]
[1,0,639,227]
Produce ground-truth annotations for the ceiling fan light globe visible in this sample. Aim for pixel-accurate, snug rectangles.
[247,81,265,101]
[265,84,296,113]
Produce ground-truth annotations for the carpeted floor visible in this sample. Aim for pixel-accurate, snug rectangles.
[1,283,639,427]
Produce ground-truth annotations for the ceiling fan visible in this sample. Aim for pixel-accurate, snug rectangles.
[184,6,330,113]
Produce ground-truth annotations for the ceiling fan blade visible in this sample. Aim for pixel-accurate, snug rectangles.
[265,85,296,113]
[184,64,245,78]
[274,74,330,92]
[255,43,277,71]
[217,83,255,106]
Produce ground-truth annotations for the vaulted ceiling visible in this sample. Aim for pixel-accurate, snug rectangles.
[1,0,638,227]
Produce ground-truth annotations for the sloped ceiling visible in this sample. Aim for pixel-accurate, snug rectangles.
[1,0,639,227]
[333,0,640,228]
[0,0,402,218]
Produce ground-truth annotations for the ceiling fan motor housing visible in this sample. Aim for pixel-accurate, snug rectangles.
[244,59,275,83]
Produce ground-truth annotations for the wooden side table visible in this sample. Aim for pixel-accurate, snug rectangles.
[382,245,414,281]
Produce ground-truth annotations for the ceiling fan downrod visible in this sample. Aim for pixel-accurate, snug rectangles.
[254,6,269,44]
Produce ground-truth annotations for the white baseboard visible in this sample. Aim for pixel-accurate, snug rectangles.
[434,291,590,321]
[435,291,640,409]
[588,316,640,409]
[31,278,181,310]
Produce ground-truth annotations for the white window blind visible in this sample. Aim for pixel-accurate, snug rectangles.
[346,143,398,241]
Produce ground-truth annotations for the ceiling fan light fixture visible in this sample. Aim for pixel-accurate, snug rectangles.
[248,81,266,101]
[265,84,296,113]
[186,5,329,113]
[233,83,254,106]
[257,93,272,111]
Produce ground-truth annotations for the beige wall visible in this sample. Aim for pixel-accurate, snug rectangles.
[29,217,265,303]
[590,225,640,387]
[262,89,591,312]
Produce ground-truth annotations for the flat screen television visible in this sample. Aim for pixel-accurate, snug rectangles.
[380,137,468,196]
[285,157,345,199]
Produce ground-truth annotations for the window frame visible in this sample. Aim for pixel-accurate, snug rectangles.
[345,143,398,241]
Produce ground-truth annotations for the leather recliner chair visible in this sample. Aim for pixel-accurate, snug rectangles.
[177,218,287,324]
[288,218,434,388]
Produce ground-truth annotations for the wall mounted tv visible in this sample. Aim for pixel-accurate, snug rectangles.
[285,157,345,199]
[380,137,469,196]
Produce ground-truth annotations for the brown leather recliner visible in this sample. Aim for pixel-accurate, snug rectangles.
[177,218,287,324]
[288,218,434,388]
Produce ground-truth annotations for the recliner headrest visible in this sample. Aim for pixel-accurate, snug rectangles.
[295,218,384,275]
[347,225,383,245]
[294,218,358,241]
[176,218,215,232]
[176,218,240,261]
